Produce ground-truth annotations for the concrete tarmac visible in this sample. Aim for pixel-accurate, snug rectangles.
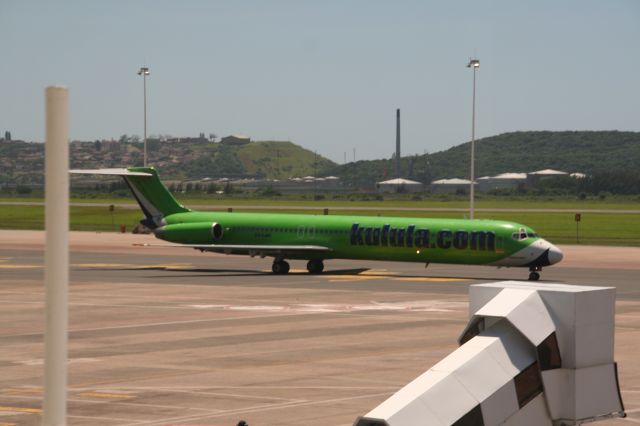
[1,230,638,425]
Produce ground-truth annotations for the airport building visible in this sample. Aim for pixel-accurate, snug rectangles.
[376,178,423,193]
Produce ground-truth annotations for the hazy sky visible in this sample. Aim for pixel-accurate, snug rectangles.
[3,0,639,162]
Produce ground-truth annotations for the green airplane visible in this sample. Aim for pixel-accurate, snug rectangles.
[70,167,563,281]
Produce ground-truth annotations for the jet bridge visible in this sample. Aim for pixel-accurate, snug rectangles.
[354,282,625,426]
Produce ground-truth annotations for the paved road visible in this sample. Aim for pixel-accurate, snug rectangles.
[3,247,640,300]
[1,231,638,425]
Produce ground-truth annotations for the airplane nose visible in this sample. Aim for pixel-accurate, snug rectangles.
[547,244,564,265]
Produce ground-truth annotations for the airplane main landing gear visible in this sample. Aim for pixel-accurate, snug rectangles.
[528,266,541,281]
[272,259,290,274]
[307,259,324,274]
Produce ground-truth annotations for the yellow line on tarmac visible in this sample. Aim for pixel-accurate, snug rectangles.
[0,264,41,269]
[325,275,382,281]
[73,263,193,269]
[73,263,130,268]
[0,406,41,414]
[360,269,395,276]
[396,277,467,282]
[77,391,133,399]
[5,388,42,395]
[328,276,468,283]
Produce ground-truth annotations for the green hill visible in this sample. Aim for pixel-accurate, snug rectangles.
[237,141,335,179]
[0,139,336,184]
[329,131,640,187]
[163,140,336,180]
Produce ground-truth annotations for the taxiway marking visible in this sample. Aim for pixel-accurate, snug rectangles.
[5,388,42,395]
[0,263,467,284]
[0,264,41,269]
[77,391,134,399]
[0,406,41,414]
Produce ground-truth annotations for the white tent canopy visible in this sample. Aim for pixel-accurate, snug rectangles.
[377,178,422,185]
[493,172,527,180]
[377,178,423,193]
[431,178,472,185]
[529,169,568,176]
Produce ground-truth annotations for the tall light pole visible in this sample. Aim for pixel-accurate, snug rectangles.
[467,58,479,220]
[137,66,150,166]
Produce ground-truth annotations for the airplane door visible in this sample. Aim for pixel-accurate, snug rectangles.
[297,225,305,239]
[496,236,505,254]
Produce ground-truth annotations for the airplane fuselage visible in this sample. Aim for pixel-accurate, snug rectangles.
[155,211,562,268]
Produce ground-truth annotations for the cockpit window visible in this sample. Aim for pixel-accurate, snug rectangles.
[512,227,539,241]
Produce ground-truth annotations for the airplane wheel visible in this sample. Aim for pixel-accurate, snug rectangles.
[528,271,540,281]
[272,260,290,275]
[307,259,324,274]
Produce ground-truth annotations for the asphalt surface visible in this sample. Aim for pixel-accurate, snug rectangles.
[1,231,638,425]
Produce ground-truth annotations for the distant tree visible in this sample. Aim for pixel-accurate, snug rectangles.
[5,131,11,141]
[94,140,102,151]
[147,139,160,151]
[119,134,128,143]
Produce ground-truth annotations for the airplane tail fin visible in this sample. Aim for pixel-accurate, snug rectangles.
[70,167,190,229]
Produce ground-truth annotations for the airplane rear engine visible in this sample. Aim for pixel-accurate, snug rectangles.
[154,222,224,244]
[211,222,223,241]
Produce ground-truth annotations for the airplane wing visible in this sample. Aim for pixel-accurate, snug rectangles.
[133,243,332,257]
[70,168,153,176]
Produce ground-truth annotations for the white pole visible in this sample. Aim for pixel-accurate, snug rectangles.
[143,72,147,167]
[43,86,69,426]
[469,62,478,220]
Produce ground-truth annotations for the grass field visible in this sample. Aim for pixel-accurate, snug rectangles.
[1,203,638,246]
[2,190,640,208]
[2,195,640,210]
